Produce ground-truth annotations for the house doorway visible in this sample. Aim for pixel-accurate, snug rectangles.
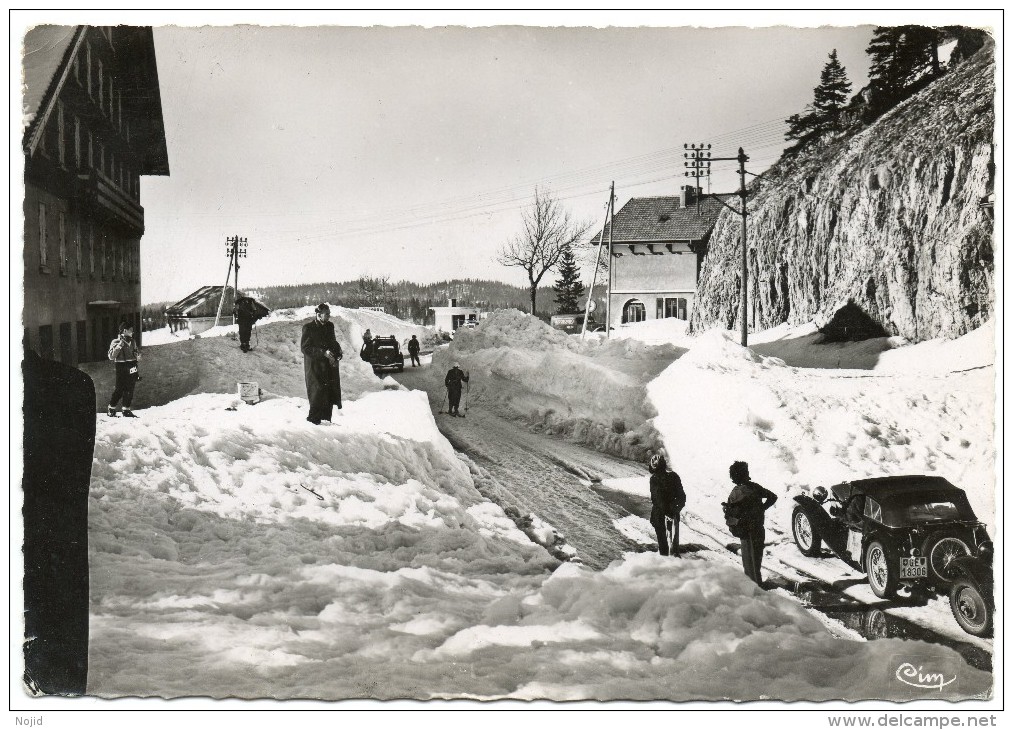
[622,299,646,324]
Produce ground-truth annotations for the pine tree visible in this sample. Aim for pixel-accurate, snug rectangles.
[785,49,852,146]
[812,49,852,132]
[866,26,943,113]
[552,245,585,314]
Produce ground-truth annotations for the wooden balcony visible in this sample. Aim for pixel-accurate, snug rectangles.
[76,168,144,234]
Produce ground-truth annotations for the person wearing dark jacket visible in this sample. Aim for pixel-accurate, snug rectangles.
[301,303,343,424]
[649,452,686,556]
[107,321,141,417]
[234,293,267,352]
[444,362,469,416]
[725,461,778,585]
[407,335,421,367]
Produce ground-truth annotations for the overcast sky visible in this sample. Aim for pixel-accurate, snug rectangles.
[128,21,894,302]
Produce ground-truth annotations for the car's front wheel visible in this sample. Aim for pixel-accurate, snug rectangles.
[949,580,992,637]
[791,506,822,557]
[865,540,898,598]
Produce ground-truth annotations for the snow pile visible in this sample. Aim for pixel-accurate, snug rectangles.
[81,311,389,411]
[430,310,682,459]
[609,316,694,346]
[646,328,995,536]
[144,304,438,351]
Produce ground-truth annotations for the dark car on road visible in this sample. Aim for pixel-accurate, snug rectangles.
[791,475,993,636]
[360,335,404,374]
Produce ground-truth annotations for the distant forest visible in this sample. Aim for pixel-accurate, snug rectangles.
[143,278,606,330]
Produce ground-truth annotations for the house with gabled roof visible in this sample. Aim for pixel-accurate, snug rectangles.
[593,185,732,330]
[22,25,169,364]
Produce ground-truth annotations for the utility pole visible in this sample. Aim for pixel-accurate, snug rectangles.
[683,143,711,216]
[605,181,615,340]
[684,145,750,346]
[581,190,613,339]
[214,234,248,327]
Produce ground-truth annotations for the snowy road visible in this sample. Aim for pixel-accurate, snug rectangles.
[394,364,992,673]
[396,364,650,569]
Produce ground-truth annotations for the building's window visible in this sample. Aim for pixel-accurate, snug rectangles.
[59,322,73,364]
[76,320,88,363]
[663,297,688,320]
[38,202,48,268]
[58,212,67,275]
[75,220,83,273]
[38,325,54,360]
[97,59,104,108]
[622,299,646,324]
[57,102,65,166]
[73,116,81,168]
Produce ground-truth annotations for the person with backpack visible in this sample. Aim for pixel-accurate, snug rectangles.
[444,362,469,417]
[723,461,778,586]
[107,321,141,417]
[649,452,686,556]
[233,292,269,352]
[301,303,343,424]
[407,335,421,367]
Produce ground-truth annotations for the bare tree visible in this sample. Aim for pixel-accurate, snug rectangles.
[497,188,591,316]
[357,274,391,309]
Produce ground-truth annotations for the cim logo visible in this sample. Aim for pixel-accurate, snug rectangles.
[895,662,957,691]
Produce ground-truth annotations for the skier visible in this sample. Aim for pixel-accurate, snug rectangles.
[106,320,141,417]
[407,335,421,367]
[649,452,686,556]
[300,303,343,424]
[444,362,469,417]
[725,461,778,586]
[233,293,268,352]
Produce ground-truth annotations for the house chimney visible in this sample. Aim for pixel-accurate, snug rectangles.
[680,184,697,208]
[449,298,457,307]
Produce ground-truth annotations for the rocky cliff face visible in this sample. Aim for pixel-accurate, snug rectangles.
[691,45,994,342]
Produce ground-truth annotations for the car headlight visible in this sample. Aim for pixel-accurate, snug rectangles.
[977,540,993,559]
[812,486,828,503]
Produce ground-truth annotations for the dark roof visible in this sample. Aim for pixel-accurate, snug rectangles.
[590,193,734,244]
[834,475,962,501]
[165,286,233,317]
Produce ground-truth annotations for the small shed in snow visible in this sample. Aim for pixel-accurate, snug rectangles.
[165,285,236,335]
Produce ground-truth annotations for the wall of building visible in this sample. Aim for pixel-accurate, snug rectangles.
[23,181,141,365]
[607,291,695,329]
[431,307,481,332]
[611,247,698,291]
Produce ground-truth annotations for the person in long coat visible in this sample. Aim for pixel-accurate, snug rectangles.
[444,362,469,416]
[649,452,686,556]
[301,303,343,424]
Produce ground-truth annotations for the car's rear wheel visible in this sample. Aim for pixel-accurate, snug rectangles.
[925,536,971,584]
[949,580,992,637]
[865,540,898,598]
[791,506,822,557]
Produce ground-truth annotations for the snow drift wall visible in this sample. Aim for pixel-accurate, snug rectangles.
[692,45,995,342]
[434,310,683,460]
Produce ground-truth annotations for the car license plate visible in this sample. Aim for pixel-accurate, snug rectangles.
[900,557,927,579]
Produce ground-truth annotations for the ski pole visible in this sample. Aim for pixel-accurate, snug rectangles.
[464,379,470,414]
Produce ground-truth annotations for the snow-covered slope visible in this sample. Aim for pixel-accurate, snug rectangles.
[84,307,994,700]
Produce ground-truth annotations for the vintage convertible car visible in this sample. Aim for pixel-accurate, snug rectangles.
[791,475,993,636]
[360,335,405,374]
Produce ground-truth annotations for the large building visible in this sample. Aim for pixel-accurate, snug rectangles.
[22,25,169,364]
[594,185,730,330]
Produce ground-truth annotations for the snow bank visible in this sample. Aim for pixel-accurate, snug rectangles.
[429,310,683,459]
[647,329,995,537]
